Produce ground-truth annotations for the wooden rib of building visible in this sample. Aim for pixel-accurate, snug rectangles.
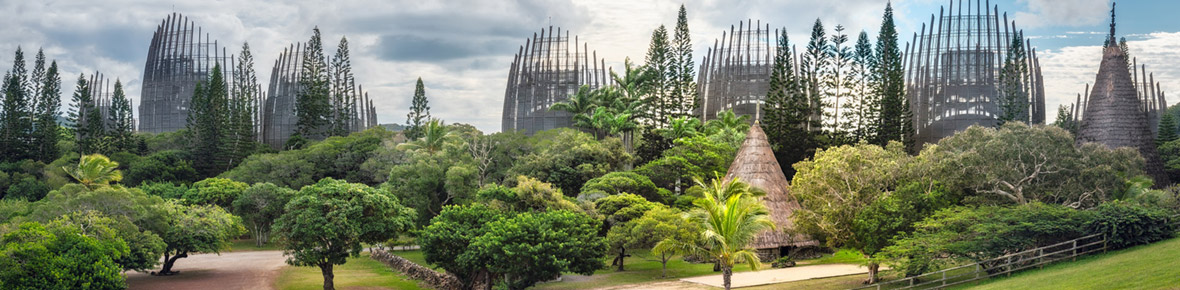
[724,124,817,259]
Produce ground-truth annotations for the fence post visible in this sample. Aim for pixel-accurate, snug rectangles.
[1007,256,1013,277]
[1103,234,1108,254]
[942,270,947,286]
[1072,239,1078,262]
[976,264,982,279]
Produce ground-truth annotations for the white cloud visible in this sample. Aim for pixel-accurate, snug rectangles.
[1013,0,1110,28]
[1039,32,1180,122]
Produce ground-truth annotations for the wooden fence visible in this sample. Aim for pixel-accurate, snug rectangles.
[854,213,1180,290]
[851,233,1107,290]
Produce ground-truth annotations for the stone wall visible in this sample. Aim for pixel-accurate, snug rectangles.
[370,249,464,290]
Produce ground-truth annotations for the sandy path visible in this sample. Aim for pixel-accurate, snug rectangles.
[126,250,287,290]
[679,264,870,288]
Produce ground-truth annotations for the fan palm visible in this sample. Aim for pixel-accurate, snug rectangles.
[704,110,751,135]
[550,84,597,122]
[63,154,123,190]
[396,119,455,155]
[663,117,702,141]
[654,176,775,290]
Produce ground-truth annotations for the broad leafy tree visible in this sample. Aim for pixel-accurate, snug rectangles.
[273,178,415,290]
[232,183,295,247]
[0,221,127,289]
[157,201,244,275]
[181,177,249,209]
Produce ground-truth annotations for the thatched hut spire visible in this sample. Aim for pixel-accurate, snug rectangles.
[1077,3,1170,184]
[723,123,817,256]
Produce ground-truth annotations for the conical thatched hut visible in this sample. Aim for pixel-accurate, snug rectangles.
[1076,5,1169,185]
[723,124,818,259]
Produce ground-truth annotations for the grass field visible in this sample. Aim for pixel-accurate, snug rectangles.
[953,237,1180,290]
[227,238,282,252]
[275,254,427,290]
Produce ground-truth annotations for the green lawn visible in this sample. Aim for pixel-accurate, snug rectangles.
[953,237,1180,290]
[227,238,282,252]
[275,254,427,290]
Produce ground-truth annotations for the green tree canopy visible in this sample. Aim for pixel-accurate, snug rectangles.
[272,178,415,290]
[232,183,295,247]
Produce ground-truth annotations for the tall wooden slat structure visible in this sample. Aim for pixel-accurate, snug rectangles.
[1075,4,1169,184]
[139,13,233,133]
[501,26,609,135]
[261,43,377,149]
[697,20,778,123]
[905,0,1045,145]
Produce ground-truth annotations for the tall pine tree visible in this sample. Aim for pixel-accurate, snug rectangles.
[68,74,104,154]
[763,29,818,177]
[108,80,134,151]
[32,60,61,162]
[872,3,910,147]
[296,27,332,140]
[1157,109,1178,146]
[1,47,33,161]
[187,63,230,176]
[230,42,260,165]
[670,5,696,116]
[645,25,671,128]
[801,19,829,133]
[405,77,430,140]
[998,32,1029,124]
[827,24,853,138]
[850,31,876,142]
[330,36,355,137]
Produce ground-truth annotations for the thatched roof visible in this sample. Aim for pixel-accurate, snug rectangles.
[724,124,818,249]
[1076,25,1169,184]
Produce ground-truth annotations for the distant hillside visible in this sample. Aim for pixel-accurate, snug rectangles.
[380,123,406,132]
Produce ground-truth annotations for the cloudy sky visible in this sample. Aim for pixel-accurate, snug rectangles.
[1,0,1178,133]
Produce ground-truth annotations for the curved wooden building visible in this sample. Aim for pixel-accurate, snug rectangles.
[501,26,610,135]
[697,20,778,123]
[139,13,233,133]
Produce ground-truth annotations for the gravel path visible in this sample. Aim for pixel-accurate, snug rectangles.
[679,264,871,288]
[126,250,288,290]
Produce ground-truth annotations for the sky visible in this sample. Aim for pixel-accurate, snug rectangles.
[0,0,1178,133]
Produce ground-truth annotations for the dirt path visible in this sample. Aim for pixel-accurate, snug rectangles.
[679,264,871,288]
[126,250,287,290]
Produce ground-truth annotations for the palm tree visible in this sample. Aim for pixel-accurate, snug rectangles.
[663,117,702,141]
[63,154,123,190]
[654,176,775,290]
[396,119,455,154]
[550,84,597,125]
[704,110,751,135]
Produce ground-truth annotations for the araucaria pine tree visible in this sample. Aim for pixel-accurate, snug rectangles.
[763,29,819,177]
[296,27,332,140]
[188,63,231,177]
[330,36,355,137]
[230,42,260,165]
[826,25,853,139]
[998,32,1029,124]
[68,74,104,154]
[872,3,911,147]
[1157,110,1178,146]
[669,5,696,116]
[107,79,134,151]
[850,31,877,142]
[801,19,829,133]
[645,25,671,128]
[404,77,430,140]
[1,47,33,162]
[33,59,61,162]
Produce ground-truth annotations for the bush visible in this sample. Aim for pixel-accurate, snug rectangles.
[4,176,49,201]
[138,182,190,200]
[1087,201,1176,250]
[580,171,667,204]
[124,150,199,186]
[182,178,249,209]
[771,256,796,268]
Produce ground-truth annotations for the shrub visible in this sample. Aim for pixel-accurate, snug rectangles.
[1087,201,1176,250]
[580,171,666,203]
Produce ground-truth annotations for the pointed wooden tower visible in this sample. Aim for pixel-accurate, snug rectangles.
[1076,4,1169,184]
[724,123,817,259]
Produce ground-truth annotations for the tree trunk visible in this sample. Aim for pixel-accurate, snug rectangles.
[616,247,626,271]
[661,253,670,278]
[320,263,335,290]
[713,261,720,272]
[159,251,188,275]
[255,224,264,247]
[866,262,880,284]
[722,266,733,290]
